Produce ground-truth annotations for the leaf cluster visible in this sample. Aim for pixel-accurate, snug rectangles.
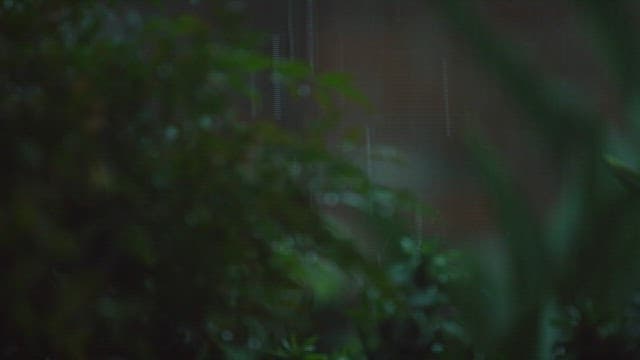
[0,1,459,358]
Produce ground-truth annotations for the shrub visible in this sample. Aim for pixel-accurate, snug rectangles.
[1,1,459,358]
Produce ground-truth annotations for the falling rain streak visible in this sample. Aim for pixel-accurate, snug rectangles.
[337,32,346,108]
[271,35,283,122]
[303,0,317,207]
[250,72,257,120]
[442,57,451,137]
[306,0,315,72]
[365,126,373,179]
[415,207,423,247]
[338,33,345,73]
[288,0,295,60]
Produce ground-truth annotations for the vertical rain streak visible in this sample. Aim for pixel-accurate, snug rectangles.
[337,31,346,108]
[370,7,383,103]
[288,0,295,60]
[250,72,257,120]
[442,57,452,137]
[415,206,423,247]
[306,0,316,72]
[271,34,283,122]
[365,125,373,179]
[338,33,345,73]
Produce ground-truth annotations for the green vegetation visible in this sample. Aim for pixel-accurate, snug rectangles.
[439,0,640,358]
[3,0,640,359]
[0,1,461,358]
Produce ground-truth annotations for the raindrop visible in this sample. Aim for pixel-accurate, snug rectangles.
[288,0,295,59]
[271,35,283,122]
[442,57,452,137]
[338,33,345,73]
[369,12,384,103]
[365,126,373,179]
[337,32,346,107]
[250,72,258,120]
[415,206,423,248]
[306,0,316,72]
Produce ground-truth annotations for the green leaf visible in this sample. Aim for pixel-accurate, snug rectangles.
[605,155,640,192]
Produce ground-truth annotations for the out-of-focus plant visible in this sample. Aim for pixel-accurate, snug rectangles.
[436,0,640,358]
[0,0,462,358]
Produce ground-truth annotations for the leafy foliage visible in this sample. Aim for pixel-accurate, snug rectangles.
[436,0,640,358]
[12,0,640,358]
[1,1,460,358]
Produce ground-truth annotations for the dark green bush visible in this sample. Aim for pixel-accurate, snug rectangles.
[1,1,462,358]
